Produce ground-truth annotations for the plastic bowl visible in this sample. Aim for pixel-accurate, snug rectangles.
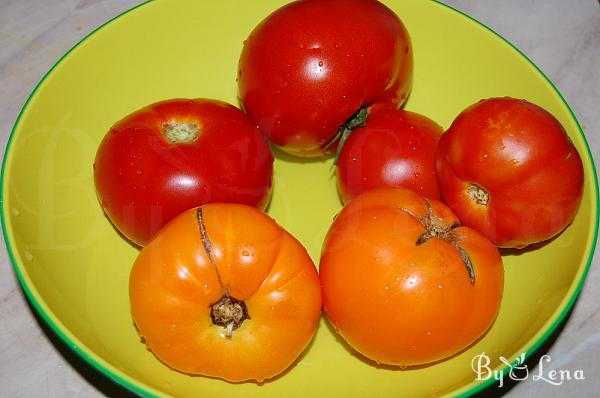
[2,1,597,397]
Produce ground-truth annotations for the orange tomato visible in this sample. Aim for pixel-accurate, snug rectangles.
[320,187,503,366]
[129,203,322,382]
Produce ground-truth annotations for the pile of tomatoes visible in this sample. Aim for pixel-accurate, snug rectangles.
[94,0,584,383]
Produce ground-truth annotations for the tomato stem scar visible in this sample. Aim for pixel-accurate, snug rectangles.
[401,200,476,284]
[210,296,250,338]
[467,183,489,205]
[162,121,200,144]
[324,106,369,166]
[197,208,251,337]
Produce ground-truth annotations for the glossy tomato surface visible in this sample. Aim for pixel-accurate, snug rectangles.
[238,0,413,157]
[129,203,322,382]
[320,187,503,366]
[94,98,273,246]
[436,97,584,248]
[336,108,442,204]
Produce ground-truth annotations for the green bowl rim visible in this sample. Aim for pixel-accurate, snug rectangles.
[1,1,598,397]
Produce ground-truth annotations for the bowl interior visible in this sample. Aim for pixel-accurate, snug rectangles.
[2,0,597,397]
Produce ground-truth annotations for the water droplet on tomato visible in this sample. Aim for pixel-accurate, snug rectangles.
[136,169,143,176]
[242,250,250,257]
[512,159,520,164]
[318,60,324,67]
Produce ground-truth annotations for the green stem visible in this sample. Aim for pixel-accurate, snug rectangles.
[401,200,476,285]
[323,106,369,166]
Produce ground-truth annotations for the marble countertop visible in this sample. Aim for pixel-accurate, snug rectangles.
[0,1,598,397]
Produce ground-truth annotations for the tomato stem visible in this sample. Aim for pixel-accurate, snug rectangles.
[401,200,476,284]
[323,106,369,166]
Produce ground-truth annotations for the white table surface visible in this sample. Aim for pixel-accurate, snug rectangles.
[1,1,599,397]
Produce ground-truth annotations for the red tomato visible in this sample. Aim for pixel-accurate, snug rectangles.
[336,108,443,204]
[238,0,413,157]
[94,98,273,246]
[320,187,503,366]
[130,203,322,382]
[436,97,584,248]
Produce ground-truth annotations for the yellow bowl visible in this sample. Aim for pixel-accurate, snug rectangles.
[2,0,597,397]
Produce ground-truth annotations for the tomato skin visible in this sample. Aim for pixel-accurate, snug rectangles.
[129,203,322,382]
[320,187,503,366]
[94,98,273,246]
[436,97,584,248]
[238,0,412,157]
[336,109,442,204]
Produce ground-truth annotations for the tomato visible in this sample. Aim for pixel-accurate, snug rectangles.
[436,97,584,248]
[238,0,413,157]
[336,108,443,204]
[129,203,322,382]
[94,98,273,246]
[320,187,503,366]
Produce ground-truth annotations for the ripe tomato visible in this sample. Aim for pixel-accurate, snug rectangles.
[238,0,413,157]
[436,97,584,248]
[129,203,322,382]
[320,187,503,366]
[94,98,273,246]
[336,108,443,204]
